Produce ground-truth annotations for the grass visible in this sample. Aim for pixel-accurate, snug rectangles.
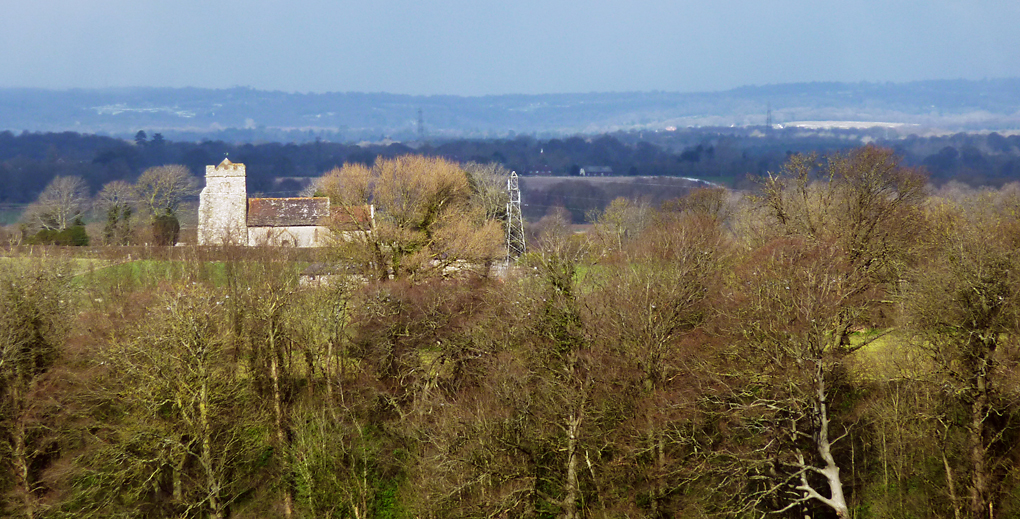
[78,257,306,291]
[849,328,932,381]
[2,246,311,293]
[849,328,898,350]
[0,207,24,226]
[78,259,233,290]
[0,255,112,276]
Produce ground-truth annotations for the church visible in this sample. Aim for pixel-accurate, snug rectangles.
[198,158,355,247]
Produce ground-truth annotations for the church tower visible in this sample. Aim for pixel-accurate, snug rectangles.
[198,158,248,245]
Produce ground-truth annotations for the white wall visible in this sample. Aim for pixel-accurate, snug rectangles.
[247,226,329,248]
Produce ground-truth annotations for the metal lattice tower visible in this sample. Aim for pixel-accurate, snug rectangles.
[506,170,526,261]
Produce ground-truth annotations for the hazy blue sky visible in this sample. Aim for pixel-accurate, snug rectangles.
[2,0,1018,95]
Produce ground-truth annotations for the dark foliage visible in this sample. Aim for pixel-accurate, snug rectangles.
[29,225,89,246]
[2,129,1018,215]
[151,215,179,246]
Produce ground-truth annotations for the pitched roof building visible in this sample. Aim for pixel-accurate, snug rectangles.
[198,159,369,247]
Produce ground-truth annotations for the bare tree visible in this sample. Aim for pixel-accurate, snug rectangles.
[585,209,727,516]
[69,281,267,519]
[0,259,73,518]
[508,226,611,519]
[902,196,1020,519]
[720,239,862,518]
[709,147,927,518]
[750,146,926,346]
[587,197,653,259]
[94,285,260,518]
[661,185,732,223]
[318,155,503,281]
[387,227,611,518]
[22,175,90,231]
[231,256,301,518]
[462,161,511,222]
[134,165,198,219]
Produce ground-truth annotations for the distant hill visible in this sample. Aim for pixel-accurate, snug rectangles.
[1,79,1019,142]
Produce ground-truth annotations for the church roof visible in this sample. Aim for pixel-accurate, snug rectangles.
[247,197,330,227]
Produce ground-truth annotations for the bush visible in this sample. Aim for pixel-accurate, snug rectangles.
[30,225,90,246]
[152,215,180,246]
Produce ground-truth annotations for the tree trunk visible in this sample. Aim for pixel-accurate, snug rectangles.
[563,411,581,519]
[199,364,225,519]
[651,423,665,516]
[11,385,36,519]
[968,343,991,519]
[813,364,850,519]
[943,449,962,519]
[325,328,336,406]
[269,326,294,519]
[173,450,185,503]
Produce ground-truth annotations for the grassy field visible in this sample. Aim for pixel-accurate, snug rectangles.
[0,206,25,226]
[849,329,931,381]
[77,256,308,291]
[0,255,111,275]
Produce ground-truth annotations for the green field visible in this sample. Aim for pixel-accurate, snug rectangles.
[849,328,932,381]
[0,207,23,226]
[78,259,233,289]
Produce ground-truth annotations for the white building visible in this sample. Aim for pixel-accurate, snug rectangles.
[197,158,336,247]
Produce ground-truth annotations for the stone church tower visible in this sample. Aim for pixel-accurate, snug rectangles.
[198,158,248,245]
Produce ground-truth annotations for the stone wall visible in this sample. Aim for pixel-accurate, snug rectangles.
[198,159,248,245]
[198,159,341,248]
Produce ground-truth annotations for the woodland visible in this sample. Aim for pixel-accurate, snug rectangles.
[2,128,1020,214]
[3,147,1020,519]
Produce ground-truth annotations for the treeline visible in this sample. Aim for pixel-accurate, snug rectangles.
[2,129,1020,209]
[5,147,1020,518]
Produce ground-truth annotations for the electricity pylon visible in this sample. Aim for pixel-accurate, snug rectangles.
[506,170,526,262]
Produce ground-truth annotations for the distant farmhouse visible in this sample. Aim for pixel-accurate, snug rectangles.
[198,159,371,247]
[579,166,613,177]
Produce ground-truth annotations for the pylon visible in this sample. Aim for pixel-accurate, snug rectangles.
[506,171,525,261]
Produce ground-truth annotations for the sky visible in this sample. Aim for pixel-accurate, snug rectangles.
[2,0,1019,96]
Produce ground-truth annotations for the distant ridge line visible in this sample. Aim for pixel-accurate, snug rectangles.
[1,78,1018,140]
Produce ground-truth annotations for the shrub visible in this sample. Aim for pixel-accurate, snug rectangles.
[30,225,90,246]
[152,215,180,246]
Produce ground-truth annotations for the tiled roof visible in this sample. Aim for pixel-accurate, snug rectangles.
[247,197,330,227]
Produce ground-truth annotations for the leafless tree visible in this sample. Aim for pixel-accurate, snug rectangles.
[902,195,1020,519]
[22,175,90,231]
[230,255,302,518]
[463,161,511,222]
[710,147,927,518]
[318,155,503,281]
[720,239,864,518]
[585,209,727,515]
[0,258,73,518]
[134,165,199,220]
[68,279,268,519]
[587,197,653,259]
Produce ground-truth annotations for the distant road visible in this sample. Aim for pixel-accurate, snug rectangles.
[519,176,717,189]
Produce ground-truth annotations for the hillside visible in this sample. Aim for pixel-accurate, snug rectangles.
[2,78,1019,142]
